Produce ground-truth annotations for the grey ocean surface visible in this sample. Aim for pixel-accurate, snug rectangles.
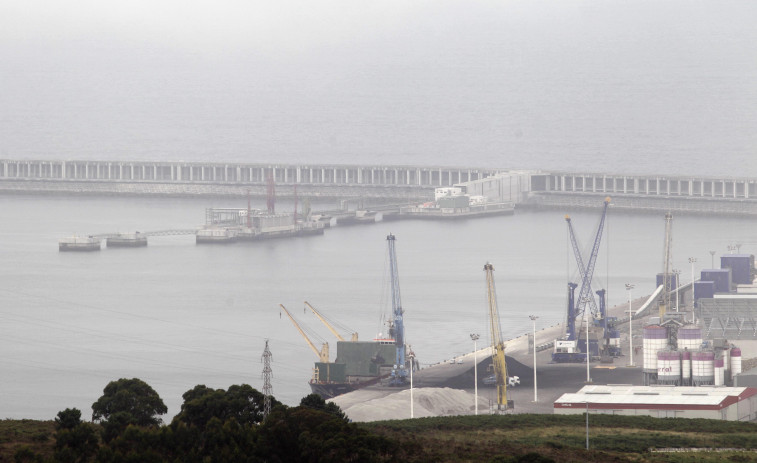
[0,0,756,420]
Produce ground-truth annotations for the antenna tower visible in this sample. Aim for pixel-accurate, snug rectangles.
[262,339,272,419]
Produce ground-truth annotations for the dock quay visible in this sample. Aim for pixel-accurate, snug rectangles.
[4,159,757,216]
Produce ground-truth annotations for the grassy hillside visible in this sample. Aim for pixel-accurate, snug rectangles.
[362,414,757,462]
[3,414,757,462]
[0,419,55,461]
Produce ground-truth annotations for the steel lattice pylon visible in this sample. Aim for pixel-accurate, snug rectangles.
[262,339,273,419]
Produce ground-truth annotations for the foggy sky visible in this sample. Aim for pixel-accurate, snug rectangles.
[1,1,756,174]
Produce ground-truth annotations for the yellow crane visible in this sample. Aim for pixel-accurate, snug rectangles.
[280,304,329,363]
[484,262,511,412]
[304,301,358,342]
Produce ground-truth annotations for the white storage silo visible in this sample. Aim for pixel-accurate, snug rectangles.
[731,347,742,379]
[677,326,702,351]
[681,350,692,386]
[692,351,715,386]
[643,325,668,385]
[714,357,725,386]
[657,350,681,385]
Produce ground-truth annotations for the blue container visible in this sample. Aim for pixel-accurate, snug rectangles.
[578,338,600,357]
[720,254,754,285]
[694,280,715,300]
[656,273,679,289]
[701,268,732,293]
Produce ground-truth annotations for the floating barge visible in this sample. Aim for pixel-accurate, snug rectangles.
[197,208,325,244]
[196,227,238,244]
[334,210,377,226]
[106,232,147,247]
[383,201,514,221]
[58,236,101,252]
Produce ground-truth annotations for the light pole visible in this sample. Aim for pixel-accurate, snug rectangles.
[709,250,715,268]
[689,257,697,310]
[625,283,635,366]
[585,401,590,450]
[409,350,415,418]
[470,334,479,415]
[529,315,539,402]
[673,269,681,312]
[582,298,591,383]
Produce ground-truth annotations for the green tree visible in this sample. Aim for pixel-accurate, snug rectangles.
[55,408,84,431]
[91,378,167,427]
[257,406,398,463]
[299,393,347,421]
[174,383,278,429]
[53,408,99,463]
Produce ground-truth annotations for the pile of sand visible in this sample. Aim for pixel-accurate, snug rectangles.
[332,387,487,422]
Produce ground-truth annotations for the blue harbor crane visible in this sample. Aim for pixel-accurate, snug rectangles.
[553,197,610,363]
[386,233,408,386]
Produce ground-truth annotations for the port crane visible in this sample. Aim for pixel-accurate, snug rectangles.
[484,263,511,412]
[553,197,610,363]
[386,233,408,386]
[304,301,358,342]
[280,304,329,363]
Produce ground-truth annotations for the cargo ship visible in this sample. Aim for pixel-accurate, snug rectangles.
[284,235,415,399]
[309,339,399,399]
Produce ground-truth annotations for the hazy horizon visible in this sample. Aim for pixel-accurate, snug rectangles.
[2,1,756,176]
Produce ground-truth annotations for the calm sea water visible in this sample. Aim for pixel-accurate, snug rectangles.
[1,194,756,420]
[1,0,756,420]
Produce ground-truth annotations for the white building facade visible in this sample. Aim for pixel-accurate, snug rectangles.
[554,385,757,421]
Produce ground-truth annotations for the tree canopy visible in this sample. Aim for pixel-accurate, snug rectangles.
[91,378,167,427]
[173,383,279,429]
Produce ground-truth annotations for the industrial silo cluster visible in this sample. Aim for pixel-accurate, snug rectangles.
[642,324,741,386]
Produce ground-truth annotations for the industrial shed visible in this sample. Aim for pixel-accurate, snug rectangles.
[554,384,757,421]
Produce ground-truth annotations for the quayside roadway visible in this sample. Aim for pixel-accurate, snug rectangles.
[334,283,734,416]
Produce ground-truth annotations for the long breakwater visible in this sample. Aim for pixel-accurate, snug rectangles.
[2,159,757,215]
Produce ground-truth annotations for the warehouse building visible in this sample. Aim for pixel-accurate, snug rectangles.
[554,384,757,421]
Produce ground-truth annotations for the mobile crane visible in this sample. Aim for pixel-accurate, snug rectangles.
[386,233,408,386]
[552,197,610,363]
[484,262,512,412]
[280,304,329,363]
[305,301,358,342]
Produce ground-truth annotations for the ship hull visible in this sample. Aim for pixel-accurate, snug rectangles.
[309,375,383,400]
